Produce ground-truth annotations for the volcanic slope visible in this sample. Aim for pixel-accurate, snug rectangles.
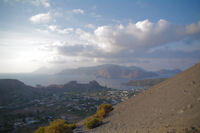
[89,63,200,133]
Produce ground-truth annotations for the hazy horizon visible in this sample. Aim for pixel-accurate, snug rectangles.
[0,63,186,75]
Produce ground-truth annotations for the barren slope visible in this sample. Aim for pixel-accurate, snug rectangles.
[89,63,200,133]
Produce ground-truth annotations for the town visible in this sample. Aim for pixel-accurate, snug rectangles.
[0,87,141,132]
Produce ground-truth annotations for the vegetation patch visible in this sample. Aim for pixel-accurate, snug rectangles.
[84,115,102,129]
[96,104,113,118]
[34,119,76,133]
[84,104,113,129]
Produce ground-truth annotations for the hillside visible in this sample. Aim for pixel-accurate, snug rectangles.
[156,69,182,77]
[0,79,40,106]
[0,80,114,132]
[59,64,158,79]
[0,80,108,106]
[44,80,109,93]
[87,63,200,133]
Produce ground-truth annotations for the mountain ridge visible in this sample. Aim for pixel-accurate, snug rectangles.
[58,64,181,80]
[0,79,108,106]
[0,79,39,106]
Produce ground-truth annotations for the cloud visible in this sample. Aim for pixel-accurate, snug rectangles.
[57,28,74,34]
[85,24,96,29]
[40,20,200,59]
[48,25,57,31]
[185,21,200,35]
[57,44,100,56]
[38,36,200,72]
[48,25,74,34]
[29,12,51,23]
[72,9,84,14]
[38,19,200,70]
[36,29,49,34]
[46,56,67,64]
[76,19,200,53]
[31,0,50,7]
[46,39,200,60]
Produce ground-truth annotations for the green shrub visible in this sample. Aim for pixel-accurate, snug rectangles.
[84,116,102,129]
[46,119,72,133]
[84,104,113,130]
[96,104,113,118]
[34,119,76,133]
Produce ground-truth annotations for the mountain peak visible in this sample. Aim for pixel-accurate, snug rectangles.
[59,64,158,80]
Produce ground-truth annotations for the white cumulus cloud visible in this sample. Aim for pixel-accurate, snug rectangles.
[72,9,84,14]
[37,19,200,68]
[48,25,57,31]
[57,28,74,34]
[76,19,200,53]
[48,25,74,34]
[29,12,51,23]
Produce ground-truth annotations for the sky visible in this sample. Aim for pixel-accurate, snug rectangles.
[0,0,200,73]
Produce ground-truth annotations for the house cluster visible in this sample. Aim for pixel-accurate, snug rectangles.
[0,88,139,132]
[13,117,39,128]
